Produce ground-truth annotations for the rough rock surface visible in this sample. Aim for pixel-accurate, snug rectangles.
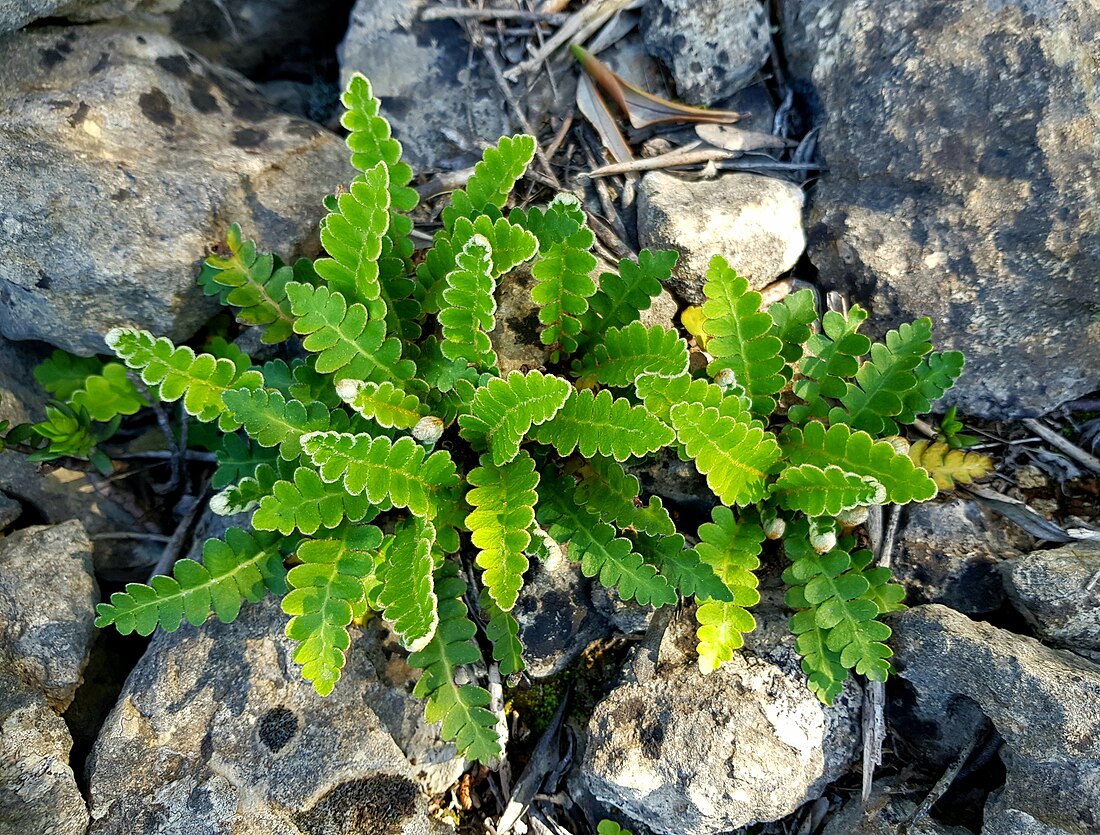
[0,672,89,835]
[0,491,20,529]
[0,24,350,355]
[894,499,1022,614]
[1002,542,1100,651]
[0,520,98,710]
[640,0,770,104]
[581,604,861,835]
[513,555,610,679]
[782,0,1100,417]
[638,171,806,303]
[891,604,1100,835]
[490,262,547,376]
[340,0,539,170]
[86,592,451,835]
[0,0,178,34]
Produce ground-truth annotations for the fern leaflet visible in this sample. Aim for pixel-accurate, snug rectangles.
[701,256,785,416]
[529,388,675,462]
[105,328,263,429]
[251,466,375,535]
[585,249,677,333]
[34,350,104,400]
[283,523,382,695]
[481,591,525,676]
[439,234,498,370]
[222,388,334,460]
[780,421,937,504]
[300,432,458,518]
[457,370,572,466]
[574,455,675,536]
[771,464,887,517]
[901,350,965,422]
[635,532,731,602]
[669,402,780,505]
[409,562,501,762]
[909,440,994,490]
[442,134,536,230]
[466,451,538,612]
[95,528,289,635]
[788,306,872,424]
[377,519,439,652]
[577,322,689,388]
[336,379,425,430]
[768,287,818,369]
[70,362,148,421]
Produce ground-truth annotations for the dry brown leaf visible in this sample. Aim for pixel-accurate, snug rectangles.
[576,72,633,164]
[695,123,795,152]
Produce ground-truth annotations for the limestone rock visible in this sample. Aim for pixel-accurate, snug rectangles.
[0,24,350,355]
[821,785,972,835]
[891,604,1100,835]
[638,171,806,304]
[781,0,1100,417]
[1002,542,1100,651]
[490,262,547,376]
[86,593,451,834]
[640,0,770,104]
[894,499,1022,614]
[580,605,861,834]
[0,672,89,835]
[0,0,178,34]
[0,520,98,710]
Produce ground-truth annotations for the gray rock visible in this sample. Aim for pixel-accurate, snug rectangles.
[0,490,20,529]
[894,499,1023,614]
[0,24,350,356]
[891,604,1100,835]
[340,0,530,171]
[589,583,654,636]
[490,262,547,377]
[640,0,770,104]
[781,0,1100,418]
[0,520,98,710]
[0,672,89,835]
[581,605,861,835]
[1002,542,1100,651]
[513,555,610,679]
[821,784,972,835]
[637,171,806,303]
[86,593,451,835]
[0,0,177,33]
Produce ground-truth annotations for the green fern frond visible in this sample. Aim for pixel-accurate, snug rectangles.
[828,318,934,435]
[94,528,290,635]
[635,373,754,428]
[283,523,382,695]
[466,451,538,612]
[211,433,279,490]
[669,402,780,506]
[780,421,937,504]
[439,234,499,370]
[771,464,886,517]
[315,161,390,312]
[574,455,675,536]
[285,282,415,384]
[693,506,763,673]
[519,195,598,361]
[783,519,903,700]
[199,224,299,344]
[221,388,334,460]
[250,466,375,535]
[529,388,675,462]
[336,379,425,430]
[34,350,104,400]
[340,73,417,209]
[635,532,731,602]
[409,562,502,762]
[701,256,786,416]
[457,370,572,466]
[105,328,263,429]
[585,249,677,334]
[901,350,965,422]
[788,306,872,424]
[768,287,818,369]
[300,432,458,518]
[537,472,676,607]
[210,458,295,515]
[442,134,537,230]
[70,362,148,421]
[578,322,689,388]
[481,591,525,676]
[377,519,439,652]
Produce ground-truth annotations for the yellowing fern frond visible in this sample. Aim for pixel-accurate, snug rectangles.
[909,439,993,489]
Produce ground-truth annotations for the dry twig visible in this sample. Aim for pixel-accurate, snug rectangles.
[1021,417,1100,476]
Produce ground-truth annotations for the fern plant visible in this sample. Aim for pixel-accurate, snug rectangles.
[80,72,969,762]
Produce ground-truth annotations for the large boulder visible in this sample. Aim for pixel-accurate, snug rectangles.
[86,592,451,835]
[781,0,1100,417]
[0,520,98,710]
[0,0,179,34]
[0,672,89,835]
[579,604,861,834]
[0,24,350,355]
[891,604,1100,835]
